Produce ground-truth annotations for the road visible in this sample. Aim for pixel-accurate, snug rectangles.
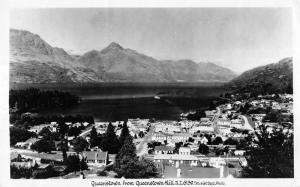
[212,107,221,134]
[79,123,102,137]
[136,125,154,157]
[240,115,254,131]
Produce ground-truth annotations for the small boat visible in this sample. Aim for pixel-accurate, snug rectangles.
[154,95,160,99]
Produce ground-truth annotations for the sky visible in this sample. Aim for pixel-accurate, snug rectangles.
[10,8,292,73]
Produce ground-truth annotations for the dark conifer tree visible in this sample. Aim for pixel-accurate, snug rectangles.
[119,120,129,147]
[90,126,98,148]
[242,126,293,178]
[101,122,120,154]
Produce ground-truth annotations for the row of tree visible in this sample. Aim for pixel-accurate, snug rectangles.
[11,113,94,129]
[10,88,81,113]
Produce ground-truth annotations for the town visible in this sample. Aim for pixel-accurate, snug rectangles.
[10,93,293,179]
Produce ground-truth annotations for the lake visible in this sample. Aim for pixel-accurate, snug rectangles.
[10,82,228,121]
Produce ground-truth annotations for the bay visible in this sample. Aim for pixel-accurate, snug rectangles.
[10,82,228,121]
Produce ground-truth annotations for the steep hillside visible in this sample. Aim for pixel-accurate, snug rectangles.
[229,57,293,94]
[10,29,103,83]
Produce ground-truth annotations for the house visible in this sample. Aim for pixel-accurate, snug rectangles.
[179,147,191,155]
[82,151,109,167]
[15,138,39,149]
[216,119,231,128]
[189,125,214,134]
[205,110,216,118]
[154,146,175,154]
[234,150,246,156]
[152,133,167,143]
[65,122,72,126]
[128,118,149,127]
[73,122,82,128]
[51,122,57,125]
[179,120,199,129]
[154,154,199,167]
[154,121,181,133]
[225,104,232,110]
[200,118,210,122]
[82,122,89,127]
[28,125,51,134]
[169,133,191,143]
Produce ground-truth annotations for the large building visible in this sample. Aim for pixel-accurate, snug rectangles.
[82,151,109,167]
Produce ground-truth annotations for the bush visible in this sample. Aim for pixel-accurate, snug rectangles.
[10,165,33,179]
[40,158,63,165]
[32,168,58,179]
[104,164,114,171]
[97,170,107,176]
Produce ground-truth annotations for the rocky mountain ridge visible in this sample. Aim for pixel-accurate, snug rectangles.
[9,29,239,83]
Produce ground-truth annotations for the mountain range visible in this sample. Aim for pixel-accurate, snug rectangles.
[10,29,237,83]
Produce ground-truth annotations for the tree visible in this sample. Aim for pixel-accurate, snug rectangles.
[138,131,144,138]
[212,136,223,145]
[242,126,293,178]
[147,141,162,150]
[10,127,37,146]
[9,88,80,113]
[223,138,238,145]
[80,158,88,171]
[114,135,138,174]
[199,143,209,155]
[101,122,120,154]
[65,155,81,173]
[240,102,251,114]
[73,137,89,153]
[31,138,55,153]
[60,138,68,162]
[204,134,212,145]
[119,120,129,147]
[188,137,194,142]
[32,166,58,179]
[10,165,34,179]
[115,135,137,165]
[90,126,98,148]
[263,110,283,123]
[136,158,158,178]
[58,122,69,136]
[173,142,183,154]
[68,126,81,137]
[39,127,52,138]
[114,136,158,178]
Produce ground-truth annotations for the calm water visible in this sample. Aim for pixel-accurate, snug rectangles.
[10,83,228,121]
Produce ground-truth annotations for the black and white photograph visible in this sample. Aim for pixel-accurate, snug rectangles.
[0,0,299,185]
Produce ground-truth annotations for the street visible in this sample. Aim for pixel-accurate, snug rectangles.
[136,125,154,157]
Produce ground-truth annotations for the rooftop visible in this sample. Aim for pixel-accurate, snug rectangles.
[154,154,198,161]
[82,151,108,161]
[155,146,175,152]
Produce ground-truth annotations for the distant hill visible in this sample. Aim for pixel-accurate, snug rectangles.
[10,29,237,83]
[229,57,293,94]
